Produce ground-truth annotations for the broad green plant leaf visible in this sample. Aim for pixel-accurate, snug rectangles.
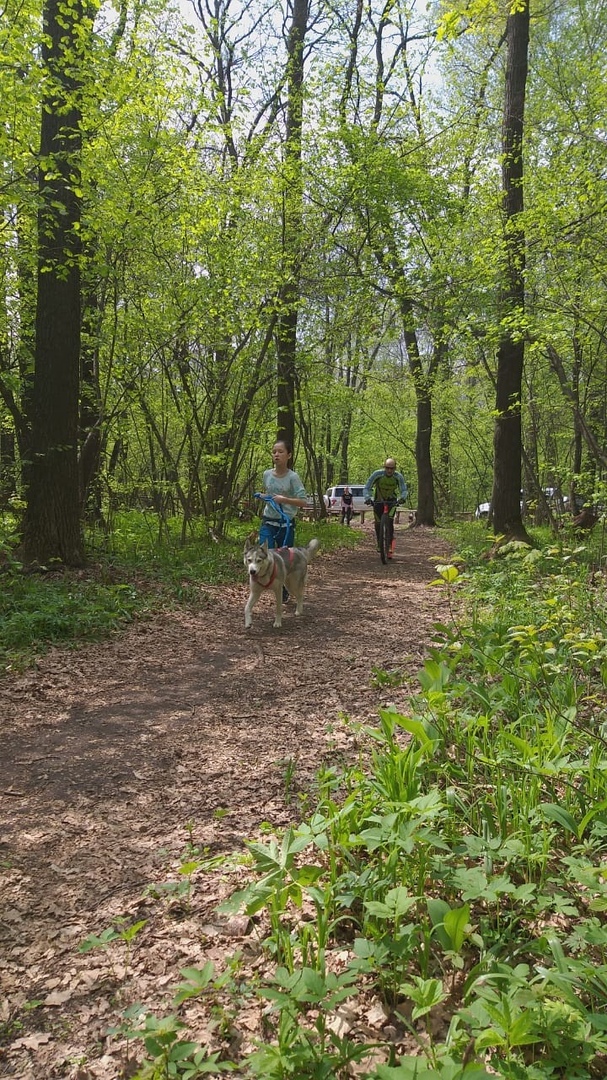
[398,976,446,1020]
[578,798,607,838]
[384,712,434,747]
[365,886,416,920]
[538,802,579,836]
[427,899,470,952]
[430,563,460,585]
[173,962,216,1004]
[419,660,451,693]
[375,1062,490,1078]
[443,904,471,952]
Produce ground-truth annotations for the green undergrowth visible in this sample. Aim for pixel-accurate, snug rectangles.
[92,524,607,1079]
[0,510,359,673]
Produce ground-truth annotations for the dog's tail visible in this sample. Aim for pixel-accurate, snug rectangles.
[305,538,320,562]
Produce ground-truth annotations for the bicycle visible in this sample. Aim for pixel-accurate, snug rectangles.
[366,497,405,564]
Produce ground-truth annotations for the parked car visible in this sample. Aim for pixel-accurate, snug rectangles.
[476,488,596,520]
[475,491,525,519]
[324,484,368,515]
[302,492,326,516]
[563,494,588,514]
[475,501,491,519]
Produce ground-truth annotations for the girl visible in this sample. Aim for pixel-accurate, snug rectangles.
[259,439,307,550]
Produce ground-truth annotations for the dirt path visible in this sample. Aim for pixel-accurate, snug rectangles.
[1,523,452,1079]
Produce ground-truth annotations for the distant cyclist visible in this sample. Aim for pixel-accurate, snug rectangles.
[363,458,408,557]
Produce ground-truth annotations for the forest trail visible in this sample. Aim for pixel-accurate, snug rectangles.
[1,522,452,1080]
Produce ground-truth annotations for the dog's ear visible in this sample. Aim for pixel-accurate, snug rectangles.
[245,530,258,548]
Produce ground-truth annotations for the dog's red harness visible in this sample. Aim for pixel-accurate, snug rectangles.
[258,547,294,589]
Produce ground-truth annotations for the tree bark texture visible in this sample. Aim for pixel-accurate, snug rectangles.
[276,0,308,450]
[23,0,89,565]
[399,304,436,526]
[492,0,530,540]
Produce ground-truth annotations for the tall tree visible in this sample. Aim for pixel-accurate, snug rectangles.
[491,0,530,539]
[330,0,442,523]
[22,0,96,565]
[276,0,309,448]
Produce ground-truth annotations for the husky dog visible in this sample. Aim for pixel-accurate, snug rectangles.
[244,533,320,629]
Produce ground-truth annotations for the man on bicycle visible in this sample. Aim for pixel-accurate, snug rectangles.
[363,458,408,557]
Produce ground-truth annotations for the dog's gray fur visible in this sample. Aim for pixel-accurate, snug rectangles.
[244,533,320,628]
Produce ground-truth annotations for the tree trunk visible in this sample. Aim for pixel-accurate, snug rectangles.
[276,0,308,449]
[491,0,530,541]
[436,346,451,515]
[416,394,435,524]
[22,0,90,566]
[398,304,437,526]
[547,344,607,473]
[79,261,104,521]
[0,429,16,507]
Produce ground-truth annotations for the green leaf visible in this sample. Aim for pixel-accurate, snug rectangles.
[578,798,607,837]
[434,563,460,583]
[385,885,417,917]
[508,1010,540,1047]
[427,898,451,950]
[419,660,451,693]
[443,904,470,952]
[388,713,433,747]
[365,899,392,918]
[292,863,324,886]
[118,919,147,943]
[538,802,579,836]
[399,976,446,1020]
[475,1028,507,1051]
[179,860,203,876]
[78,927,119,952]
[174,962,215,1004]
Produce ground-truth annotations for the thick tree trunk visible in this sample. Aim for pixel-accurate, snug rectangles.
[491,1,530,541]
[23,0,88,566]
[493,337,526,534]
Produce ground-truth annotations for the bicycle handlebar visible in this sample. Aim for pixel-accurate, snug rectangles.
[365,497,405,506]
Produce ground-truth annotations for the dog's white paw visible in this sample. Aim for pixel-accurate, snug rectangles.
[273,619,282,628]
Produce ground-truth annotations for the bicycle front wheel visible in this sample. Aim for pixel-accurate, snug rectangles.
[379,512,391,564]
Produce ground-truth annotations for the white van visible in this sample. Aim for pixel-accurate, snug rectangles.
[324,484,368,516]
